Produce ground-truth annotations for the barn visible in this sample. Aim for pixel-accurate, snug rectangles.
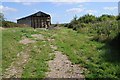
[17,11,51,28]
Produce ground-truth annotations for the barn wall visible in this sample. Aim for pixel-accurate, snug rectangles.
[17,17,31,26]
[31,16,51,28]
[17,12,51,28]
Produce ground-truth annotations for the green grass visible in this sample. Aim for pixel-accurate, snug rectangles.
[2,27,54,78]
[2,28,24,73]
[21,41,54,78]
[42,27,120,79]
[2,27,40,73]
[2,27,120,79]
[0,29,2,78]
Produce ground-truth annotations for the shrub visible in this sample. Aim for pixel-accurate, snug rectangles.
[66,14,119,43]
[78,14,97,23]
[2,21,29,28]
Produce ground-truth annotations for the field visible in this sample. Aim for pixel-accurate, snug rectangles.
[2,27,120,79]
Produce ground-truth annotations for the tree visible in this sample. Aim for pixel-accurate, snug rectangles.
[78,14,97,23]
[71,15,78,24]
[67,15,78,28]
[98,14,116,21]
[0,13,5,21]
[117,15,120,21]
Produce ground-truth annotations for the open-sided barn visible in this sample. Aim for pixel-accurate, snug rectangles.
[17,11,51,28]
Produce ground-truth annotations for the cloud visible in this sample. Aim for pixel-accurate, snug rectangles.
[66,3,97,15]
[2,0,119,2]
[0,5,17,13]
[104,7,118,11]
[34,9,40,12]
[50,0,90,2]
[52,2,78,6]
[66,4,85,13]
[21,2,36,6]
[86,9,97,14]
[21,2,33,5]
[67,8,97,14]
[78,4,83,7]
[66,4,97,14]
[66,7,85,13]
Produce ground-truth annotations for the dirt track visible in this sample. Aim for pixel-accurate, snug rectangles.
[46,44,85,78]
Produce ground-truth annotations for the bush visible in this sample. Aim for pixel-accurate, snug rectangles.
[67,23,74,28]
[66,14,119,43]
[78,14,97,23]
[90,21,119,42]
[98,14,116,21]
[2,21,29,28]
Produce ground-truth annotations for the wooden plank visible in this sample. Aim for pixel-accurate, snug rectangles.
[33,17,35,28]
[35,17,37,28]
[38,17,39,28]
[30,17,32,27]
[31,17,33,28]
[37,17,38,28]
[30,16,51,28]
[40,19,42,28]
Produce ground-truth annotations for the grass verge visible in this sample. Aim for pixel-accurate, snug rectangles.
[46,27,120,79]
[21,38,54,78]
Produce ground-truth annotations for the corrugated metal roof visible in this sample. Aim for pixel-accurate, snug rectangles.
[17,11,50,21]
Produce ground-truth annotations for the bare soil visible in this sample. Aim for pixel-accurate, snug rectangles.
[31,34,45,40]
[0,27,5,30]
[19,38,35,44]
[46,44,85,78]
[3,34,45,78]
[3,33,85,78]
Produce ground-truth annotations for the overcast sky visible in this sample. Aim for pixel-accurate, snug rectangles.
[1,2,119,24]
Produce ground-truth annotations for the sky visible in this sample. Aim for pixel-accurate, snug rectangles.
[1,2,119,24]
